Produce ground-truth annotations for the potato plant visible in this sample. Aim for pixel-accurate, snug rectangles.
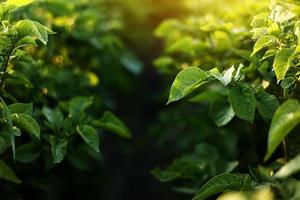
[0,0,132,187]
[154,0,300,199]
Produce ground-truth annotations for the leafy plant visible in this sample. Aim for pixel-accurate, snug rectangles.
[154,0,300,199]
[0,0,131,186]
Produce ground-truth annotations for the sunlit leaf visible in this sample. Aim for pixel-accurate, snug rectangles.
[168,67,207,104]
[264,100,300,161]
[192,173,254,200]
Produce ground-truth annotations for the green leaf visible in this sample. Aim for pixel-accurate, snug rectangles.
[228,83,256,122]
[275,154,300,178]
[210,66,236,86]
[8,103,33,115]
[93,111,131,138]
[255,90,279,119]
[151,167,180,182]
[192,173,253,200]
[167,36,195,54]
[251,35,279,56]
[49,136,68,164]
[16,143,40,163]
[209,99,235,127]
[69,96,93,121]
[167,67,207,104]
[77,125,99,152]
[273,48,294,81]
[190,91,223,103]
[42,107,64,129]
[16,20,52,45]
[16,36,37,48]
[0,160,21,184]
[12,113,40,138]
[264,100,300,161]
[6,70,34,88]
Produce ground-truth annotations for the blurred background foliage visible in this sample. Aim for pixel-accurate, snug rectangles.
[1,0,299,200]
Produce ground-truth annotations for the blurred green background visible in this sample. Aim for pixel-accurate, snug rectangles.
[0,0,275,199]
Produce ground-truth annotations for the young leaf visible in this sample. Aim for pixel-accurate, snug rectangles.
[228,83,256,122]
[209,99,235,127]
[42,107,64,129]
[49,136,68,164]
[0,160,21,184]
[273,48,294,81]
[222,66,235,86]
[16,20,52,45]
[275,154,300,178]
[192,173,254,200]
[255,90,279,120]
[69,96,93,121]
[93,111,131,138]
[11,113,40,138]
[8,103,33,115]
[264,100,300,161]
[167,67,207,104]
[251,35,279,56]
[16,143,40,163]
[77,125,99,152]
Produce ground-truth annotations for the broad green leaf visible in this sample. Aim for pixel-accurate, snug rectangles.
[49,136,68,164]
[209,99,235,127]
[42,107,64,129]
[11,113,40,138]
[77,125,99,152]
[190,91,223,103]
[255,90,279,119]
[275,154,300,178]
[251,35,279,56]
[69,96,93,121]
[93,111,131,138]
[273,48,294,81]
[192,173,253,200]
[16,20,52,45]
[16,143,40,163]
[7,0,33,7]
[0,160,21,184]
[8,103,32,115]
[251,13,269,28]
[228,83,256,122]
[264,100,300,161]
[167,67,207,104]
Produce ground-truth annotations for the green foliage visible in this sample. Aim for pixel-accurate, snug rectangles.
[192,173,254,200]
[167,67,207,104]
[155,0,300,199]
[0,0,133,187]
[265,99,300,161]
[0,160,21,184]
